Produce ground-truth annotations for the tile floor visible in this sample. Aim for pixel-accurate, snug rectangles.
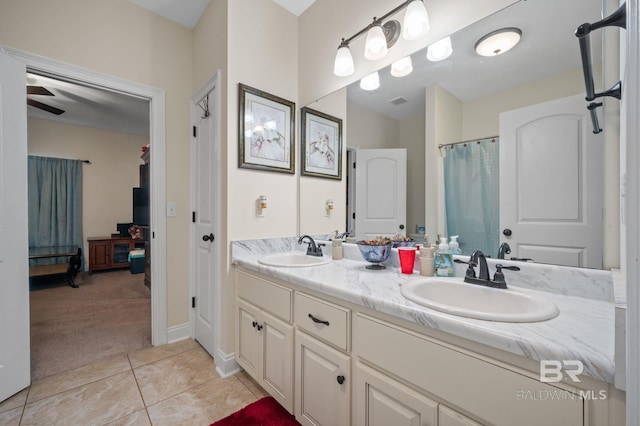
[0,339,268,426]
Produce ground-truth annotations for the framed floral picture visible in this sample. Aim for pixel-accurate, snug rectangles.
[300,107,342,180]
[238,83,295,174]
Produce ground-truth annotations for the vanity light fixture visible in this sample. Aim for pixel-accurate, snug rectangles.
[426,36,453,61]
[402,0,430,40]
[391,56,413,77]
[333,0,431,77]
[474,27,522,57]
[334,39,355,77]
[364,19,389,60]
[360,71,380,91]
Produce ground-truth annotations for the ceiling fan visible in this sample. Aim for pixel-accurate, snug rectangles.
[26,85,65,115]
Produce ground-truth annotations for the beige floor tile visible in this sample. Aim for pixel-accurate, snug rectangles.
[21,371,144,426]
[0,388,28,413]
[27,354,131,403]
[128,338,200,369]
[235,371,269,399]
[105,409,151,426]
[146,376,258,426]
[0,406,22,426]
[134,347,219,406]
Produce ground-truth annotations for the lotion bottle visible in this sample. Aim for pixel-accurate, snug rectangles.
[435,237,454,277]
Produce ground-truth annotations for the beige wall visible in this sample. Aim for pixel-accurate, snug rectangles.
[27,118,146,264]
[347,101,399,149]
[0,0,194,327]
[398,115,425,236]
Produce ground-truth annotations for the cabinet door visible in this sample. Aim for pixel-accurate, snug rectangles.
[354,362,437,426]
[237,300,260,378]
[438,406,482,426]
[112,242,131,266]
[296,330,350,426]
[262,311,294,413]
[90,241,110,271]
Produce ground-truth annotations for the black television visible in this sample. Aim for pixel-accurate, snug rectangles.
[133,187,149,226]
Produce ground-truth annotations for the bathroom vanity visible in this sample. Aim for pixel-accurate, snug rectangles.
[232,238,625,426]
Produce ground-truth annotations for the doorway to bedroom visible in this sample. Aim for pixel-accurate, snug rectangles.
[25,69,153,381]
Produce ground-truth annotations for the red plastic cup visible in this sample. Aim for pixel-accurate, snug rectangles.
[397,247,416,274]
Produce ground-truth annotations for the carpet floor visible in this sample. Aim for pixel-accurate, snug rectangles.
[29,269,151,381]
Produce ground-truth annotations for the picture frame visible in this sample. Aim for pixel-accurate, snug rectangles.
[300,107,343,180]
[238,83,295,174]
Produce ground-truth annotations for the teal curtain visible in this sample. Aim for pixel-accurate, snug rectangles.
[28,156,83,266]
[443,138,499,257]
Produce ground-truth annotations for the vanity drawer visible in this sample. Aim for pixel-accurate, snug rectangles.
[237,271,292,323]
[294,292,350,351]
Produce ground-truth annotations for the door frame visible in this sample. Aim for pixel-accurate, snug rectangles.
[4,46,168,346]
[189,71,230,375]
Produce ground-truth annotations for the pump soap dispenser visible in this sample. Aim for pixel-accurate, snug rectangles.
[435,237,454,277]
[449,235,461,255]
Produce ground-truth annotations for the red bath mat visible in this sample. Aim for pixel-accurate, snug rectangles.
[211,396,300,426]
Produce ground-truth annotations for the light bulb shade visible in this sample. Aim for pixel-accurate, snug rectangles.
[475,28,522,57]
[334,45,355,76]
[364,23,388,60]
[390,56,413,77]
[426,36,453,62]
[403,0,430,41]
[360,72,380,91]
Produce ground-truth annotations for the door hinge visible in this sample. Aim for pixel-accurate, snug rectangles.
[192,297,196,308]
[353,162,356,169]
[152,231,155,238]
[192,126,196,137]
[192,211,196,223]
[352,212,356,219]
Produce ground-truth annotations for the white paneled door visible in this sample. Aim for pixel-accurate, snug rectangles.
[354,149,407,240]
[192,80,220,356]
[499,94,604,268]
[0,51,30,402]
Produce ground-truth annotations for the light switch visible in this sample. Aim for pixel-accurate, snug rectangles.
[167,201,177,217]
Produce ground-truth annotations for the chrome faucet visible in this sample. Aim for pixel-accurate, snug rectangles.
[298,235,325,257]
[497,242,511,259]
[454,250,520,289]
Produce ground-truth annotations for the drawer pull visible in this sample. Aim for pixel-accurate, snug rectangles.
[337,375,345,385]
[252,321,257,328]
[308,313,330,326]
[256,324,263,331]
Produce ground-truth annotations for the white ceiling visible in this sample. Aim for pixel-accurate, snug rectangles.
[347,0,604,121]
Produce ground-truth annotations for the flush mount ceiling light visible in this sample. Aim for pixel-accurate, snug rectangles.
[474,27,522,57]
[360,71,380,91]
[333,0,431,77]
[390,56,413,77]
[426,36,453,61]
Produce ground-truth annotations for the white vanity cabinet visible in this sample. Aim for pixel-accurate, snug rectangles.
[236,271,294,413]
[294,292,352,426]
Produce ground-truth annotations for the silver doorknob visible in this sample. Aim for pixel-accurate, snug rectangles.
[202,233,214,242]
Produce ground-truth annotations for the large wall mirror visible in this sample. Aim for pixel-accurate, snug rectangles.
[302,0,616,269]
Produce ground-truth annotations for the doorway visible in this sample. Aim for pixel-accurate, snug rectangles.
[5,46,168,379]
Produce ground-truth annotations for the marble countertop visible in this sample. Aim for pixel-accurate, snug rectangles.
[232,238,615,384]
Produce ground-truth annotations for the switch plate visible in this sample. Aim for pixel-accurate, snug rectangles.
[167,201,177,217]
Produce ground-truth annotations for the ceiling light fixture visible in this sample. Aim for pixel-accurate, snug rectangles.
[333,0,431,77]
[360,72,380,91]
[474,27,522,57]
[426,36,453,62]
[390,56,413,77]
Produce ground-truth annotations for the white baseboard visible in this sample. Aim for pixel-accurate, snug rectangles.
[214,349,241,378]
[167,322,190,343]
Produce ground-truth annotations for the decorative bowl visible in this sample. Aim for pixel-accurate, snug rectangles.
[392,240,415,248]
[356,241,393,270]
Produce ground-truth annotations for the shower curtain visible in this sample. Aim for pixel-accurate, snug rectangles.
[28,156,83,266]
[443,138,499,257]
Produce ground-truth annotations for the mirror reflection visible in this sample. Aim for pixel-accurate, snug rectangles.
[325,0,608,269]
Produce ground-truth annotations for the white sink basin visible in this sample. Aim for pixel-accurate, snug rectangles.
[401,277,559,322]
[258,252,332,268]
